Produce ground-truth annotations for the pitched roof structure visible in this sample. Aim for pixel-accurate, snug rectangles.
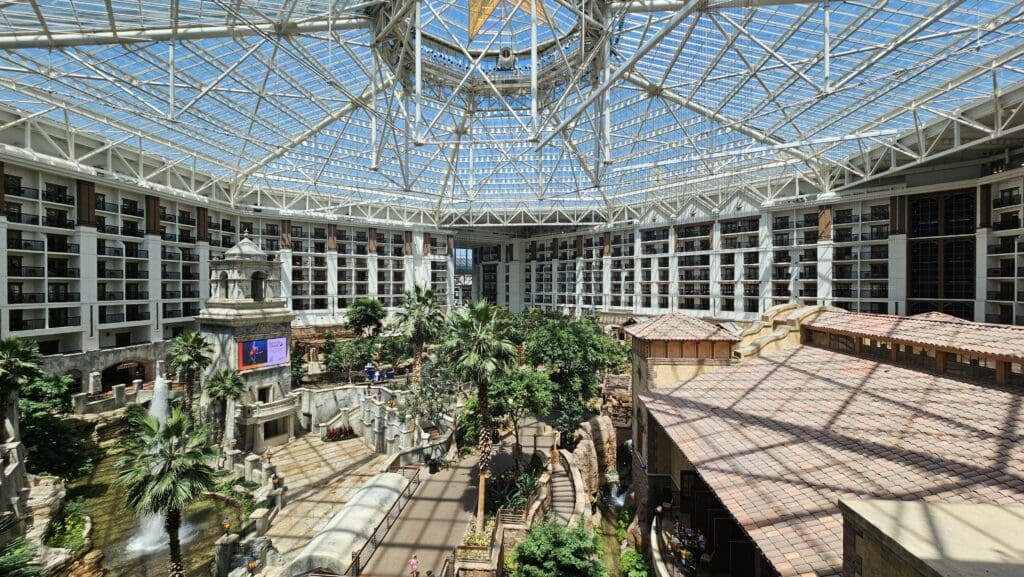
[640,346,1024,577]
[623,312,739,342]
[803,310,1024,363]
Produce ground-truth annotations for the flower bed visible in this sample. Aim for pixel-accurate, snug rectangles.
[322,426,358,442]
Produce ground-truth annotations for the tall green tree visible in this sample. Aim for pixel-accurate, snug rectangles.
[508,521,605,577]
[491,367,553,463]
[167,332,212,420]
[326,339,375,383]
[18,373,95,480]
[524,316,625,438]
[0,337,43,443]
[441,300,516,521]
[205,369,246,446]
[346,297,387,337]
[392,285,444,382]
[116,408,216,577]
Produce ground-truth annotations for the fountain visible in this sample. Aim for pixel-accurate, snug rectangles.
[125,361,197,555]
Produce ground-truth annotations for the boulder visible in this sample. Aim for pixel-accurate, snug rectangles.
[572,438,599,497]
[584,415,617,484]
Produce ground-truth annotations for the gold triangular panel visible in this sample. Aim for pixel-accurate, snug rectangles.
[467,0,551,41]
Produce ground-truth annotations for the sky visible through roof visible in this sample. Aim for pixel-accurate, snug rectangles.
[0,0,1022,216]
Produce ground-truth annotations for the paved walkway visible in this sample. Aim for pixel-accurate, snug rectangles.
[359,421,546,577]
[267,435,391,558]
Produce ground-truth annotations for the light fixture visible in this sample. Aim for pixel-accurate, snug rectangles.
[222,517,231,534]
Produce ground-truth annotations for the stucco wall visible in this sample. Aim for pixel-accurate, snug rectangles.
[41,341,170,383]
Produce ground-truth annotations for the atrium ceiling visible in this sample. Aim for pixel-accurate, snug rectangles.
[0,1,1023,226]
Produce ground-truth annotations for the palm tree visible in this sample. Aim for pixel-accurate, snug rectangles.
[117,408,216,577]
[167,332,212,421]
[393,285,444,383]
[441,301,516,521]
[0,337,43,443]
[205,369,246,446]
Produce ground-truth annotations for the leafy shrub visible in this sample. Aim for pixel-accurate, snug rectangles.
[463,517,496,547]
[0,538,40,577]
[46,497,87,552]
[620,549,650,577]
[510,520,605,577]
[617,507,635,543]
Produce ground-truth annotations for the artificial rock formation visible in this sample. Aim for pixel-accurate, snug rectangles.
[578,415,617,484]
[572,437,600,498]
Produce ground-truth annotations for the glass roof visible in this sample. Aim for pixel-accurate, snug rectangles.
[0,0,1022,218]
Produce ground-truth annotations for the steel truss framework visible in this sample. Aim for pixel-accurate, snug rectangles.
[0,1,1023,227]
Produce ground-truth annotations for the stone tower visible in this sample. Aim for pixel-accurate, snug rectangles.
[198,233,297,452]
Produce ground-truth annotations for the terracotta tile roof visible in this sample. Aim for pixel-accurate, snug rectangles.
[640,347,1024,577]
[909,311,963,322]
[623,312,740,342]
[803,310,1024,363]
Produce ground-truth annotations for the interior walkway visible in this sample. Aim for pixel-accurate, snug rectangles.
[267,435,391,558]
[359,421,546,577]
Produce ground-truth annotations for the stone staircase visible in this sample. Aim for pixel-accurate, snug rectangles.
[549,458,576,525]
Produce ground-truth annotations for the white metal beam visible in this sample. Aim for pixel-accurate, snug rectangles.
[0,16,371,49]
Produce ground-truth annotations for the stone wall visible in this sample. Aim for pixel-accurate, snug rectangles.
[41,341,170,389]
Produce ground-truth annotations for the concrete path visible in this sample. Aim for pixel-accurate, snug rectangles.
[267,435,391,558]
[359,420,547,577]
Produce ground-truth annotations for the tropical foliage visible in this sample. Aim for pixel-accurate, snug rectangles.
[507,520,606,577]
[167,331,213,420]
[0,537,40,577]
[19,373,96,480]
[620,549,651,577]
[524,316,625,439]
[0,337,43,442]
[290,341,308,387]
[490,367,553,461]
[205,369,246,446]
[392,285,444,382]
[440,300,516,520]
[325,338,375,383]
[117,408,216,577]
[346,297,387,337]
[405,360,460,431]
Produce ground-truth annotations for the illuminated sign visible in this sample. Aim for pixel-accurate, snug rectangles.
[238,337,288,370]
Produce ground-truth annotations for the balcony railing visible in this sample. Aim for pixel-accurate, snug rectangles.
[48,292,80,303]
[100,313,126,324]
[126,311,151,321]
[42,189,75,205]
[99,269,124,278]
[8,292,44,304]
[6,211,40,225]
[121,226,145,237]
[161,250,181,260]
[993,217,1021,231]
[121,205,144,217]
[10,318,45,331]
[7,238,44,251]
[49,242,79,254]
[180,216,197,226]
[182,272,200,280]
[97,224,119,234]
[125,291,149,300]
[163,309,183,318]
[125,269,149,279]
[49,316,80,328]
[162,271,181,280]
[162,290,181,299]
[994,194,1022,208]
[43,216,76,229]
[48,267,80,278]
[100,246,124,257]
[99,292,124,301]
[96,200,119,213]
[125,249,149,259]
[833,213,858,224]
[5,186,39,199]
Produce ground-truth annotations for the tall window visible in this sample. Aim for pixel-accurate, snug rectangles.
[251,271,266,302]
[219,272,229,299]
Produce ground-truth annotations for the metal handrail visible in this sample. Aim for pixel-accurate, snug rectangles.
[347,466,421,576]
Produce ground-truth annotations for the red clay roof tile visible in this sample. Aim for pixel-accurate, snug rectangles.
[640,346,1024,577]
[624,312,740,342]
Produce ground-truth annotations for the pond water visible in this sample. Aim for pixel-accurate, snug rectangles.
[65,452,243,577]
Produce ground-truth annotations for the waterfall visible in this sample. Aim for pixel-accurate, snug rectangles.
[607,482,627,509]
[126,361,197,554]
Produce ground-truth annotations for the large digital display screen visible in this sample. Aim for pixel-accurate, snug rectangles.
[238,337,288,370]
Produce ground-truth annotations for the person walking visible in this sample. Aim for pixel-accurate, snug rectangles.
[408,554,419,577]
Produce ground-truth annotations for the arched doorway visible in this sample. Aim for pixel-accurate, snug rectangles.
[100,360,149,391]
